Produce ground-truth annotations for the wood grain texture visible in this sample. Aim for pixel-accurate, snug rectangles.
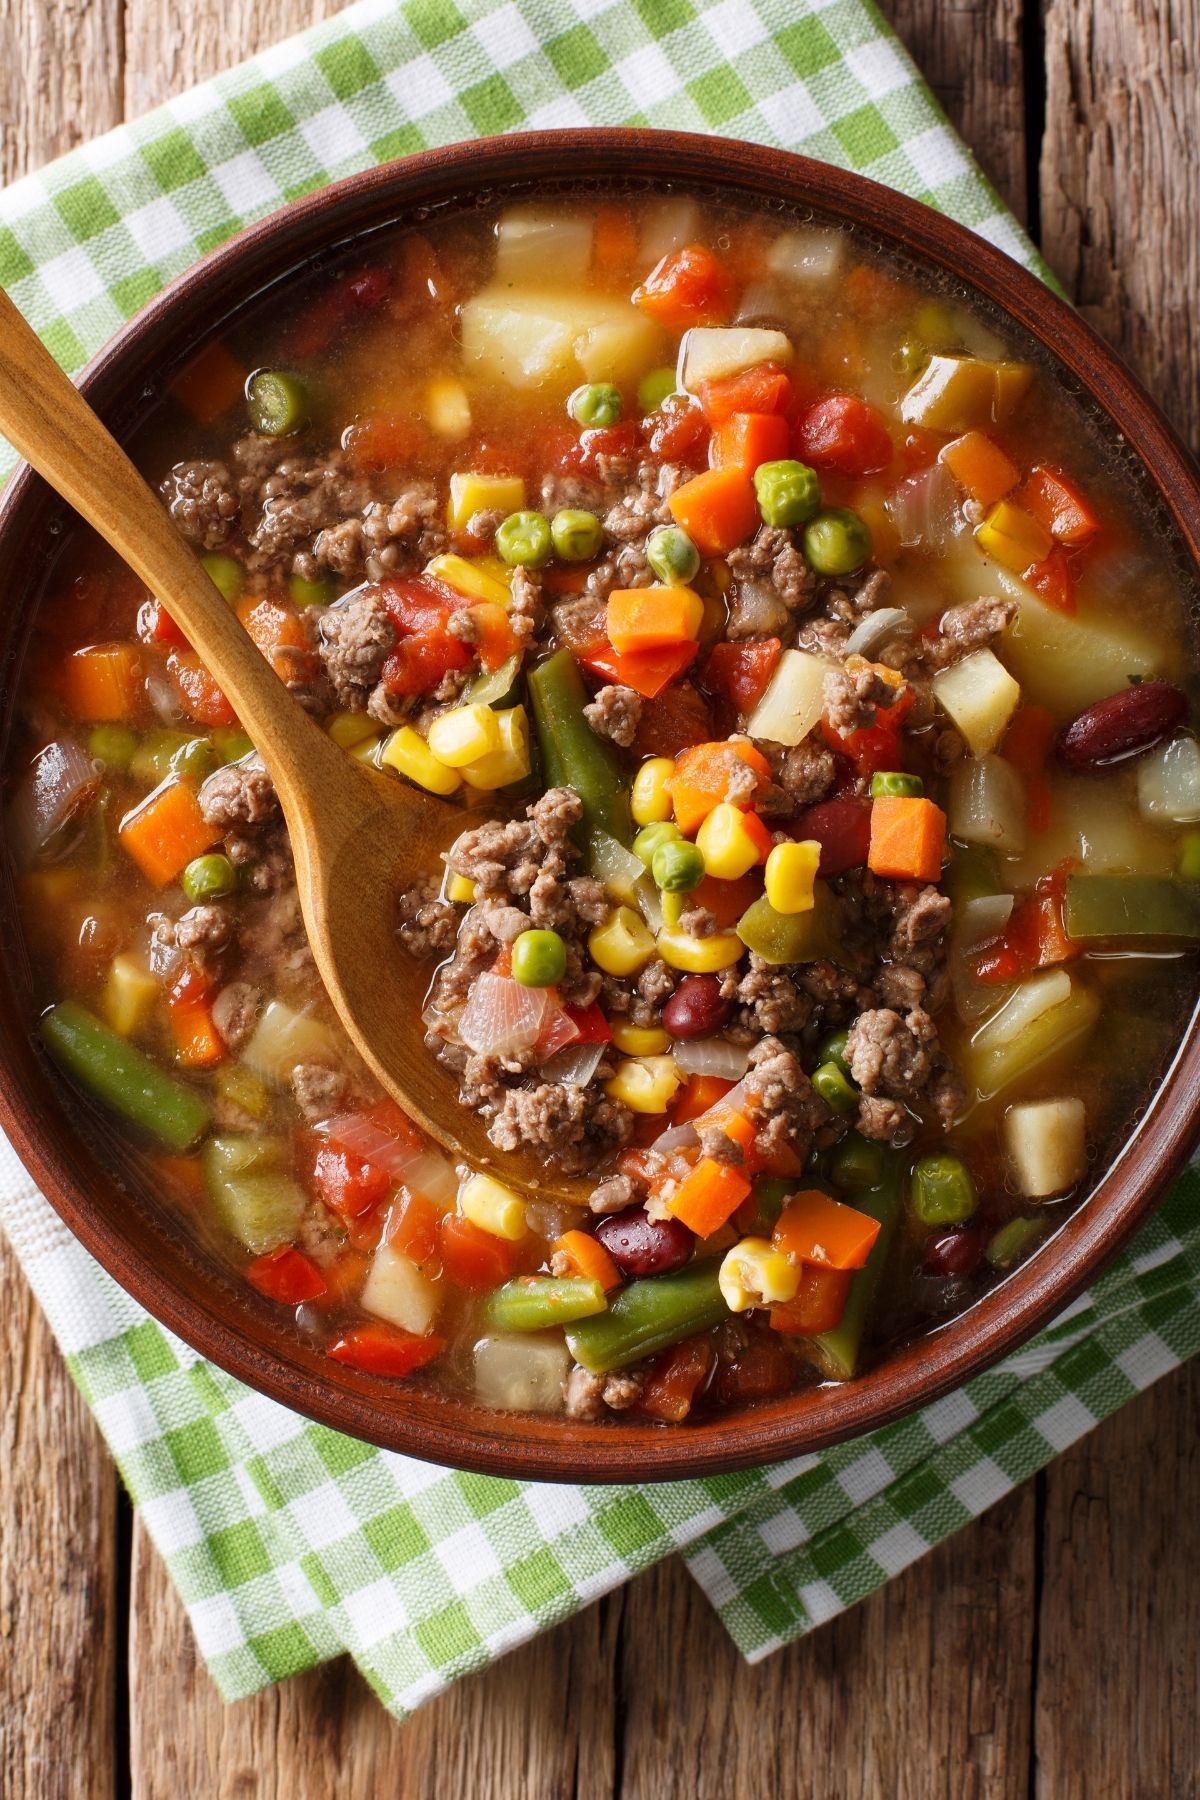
[121,0,348,115]
[0,0,123,184]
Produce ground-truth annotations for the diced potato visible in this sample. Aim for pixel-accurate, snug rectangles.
[447,473,526,532]
[474,1334,570,1413]
[963,974,1099,1100]
[744,648,832,746]
[1008,773,1174,887]
[995,570,1167,715]
[495,206,593,284]
[678,326,794,391]
[426,375,471,440]
[1138,737,1200,823]
[932,648,1021,756]
[947,754,1027,854]
[578,312,666,385]
[1005,1098,1087,1198]
[765,226,847,286]
[458,706,531,791]
[242,1000,338,1088]
[102,953,158,1037]
[640,195,701,261]
[424,554,511,607]
[900,354,1032,432]
[362,1242,440,1335]
[461,288,662,392]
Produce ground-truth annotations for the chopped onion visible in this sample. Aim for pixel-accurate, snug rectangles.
[458,971,549,1057]
[320,1109,456,1206]
[9,738,100,864]
[649,1121,699,1156]
[886,461,964,550]
[1137,737,1200,823]
[535,1002,583,1060]
[242,999,338,1086]
[590,830,644,905]
[541,1041,606,1087]
[671,1037,752,1081]
[635,874,664,934]
[844,606,912,660]
[144,665,184,725]
[732,281,788,328]
[951,894,1015,1024]
[948,754,1027,854]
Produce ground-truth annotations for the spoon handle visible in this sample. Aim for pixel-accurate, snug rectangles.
[0,284,345,792]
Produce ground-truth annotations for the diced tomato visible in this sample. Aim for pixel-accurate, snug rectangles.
[636,1337,716,1423]
[310,1144,390,1221]
[671,1074,735,1126]
[972,863,1080,984]
[377,574,474,697]
[770,1263,854,1335]
[632,243,734,332]
[795,393,893,476]
[645,395,711,467]
[1017,466,1101,546]
[821,712,911,778]
[563,1002,612,1044]
[580,641,697,699]
[167,649,237,728]
[138,597,188,648]
[795,797,873,876]
[327,1323,444,1379]
[632,680,714,758]
[697,361,793,425]
[165,969,225,1069]
[562,422,640,482]
[342,412,425,472]
[290,265,395,360]
[692,871,762,930]
[1024,545,1076,614]
[438,1214,516,1290]
[702,639,782,714]
[901,428,944,474]
[388,1189,440,1265]
[245,1245,329,1304]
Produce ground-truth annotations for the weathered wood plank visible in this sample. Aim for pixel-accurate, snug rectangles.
[121,0,349,118]
[0,0,123,184]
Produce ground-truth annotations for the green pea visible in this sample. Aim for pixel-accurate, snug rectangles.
[803,507,873,576]
[570,382,623,428]
[828,1132,885,1194]
[288,571,336,607]
[246,369,309,436]
[870,771,924,799]
[129,729,193,786]
[211,727,255,765]
[511,928,568,988]
[1180,831,1200,878]
[181,852,237,903]
[637,366,679,413]
[651,838,706,894]
[200,552,244,603]
[495,510,552,569]
[170,737,217,783]
[87,724,139,770]
[911,1153,978,1227]
[550,509,604,563]
[986,1215,1046,1271]
[633,821,682,870]
[810,1061,858,1116]
[816,1029,852,1080]
[645,525,701,586]
[753,459,822,529]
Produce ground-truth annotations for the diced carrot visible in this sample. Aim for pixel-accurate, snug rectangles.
[710,411,790,474]
[671,1074,735,1126]
[939,431,1020,507]
[1017,466,1100,545]
[553,1229,622,1291]
[167,648,237,728]
[320,1249,370,1304]
[154,1154,207,1204]
[667,466,760,558]
[636,1336,716,1423]
[668,739,772,834]
[607,586,702,655]
[770,1264,854,1335]
[580,641,697,699]
[841,262,909,318]
[237,591,309,650]
[63,643,144,723]
[772,1188,882,1271]
[867,795,947,884]
[172,342,247,425]
[118,780,219,885]
[632,244,734,332]
[667,1157,752,1237]
[592,203,639,277]
[697,362,793,425]
[542,565,592,597]
[167,977,225,1069]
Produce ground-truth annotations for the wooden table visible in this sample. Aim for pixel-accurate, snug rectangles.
[1,3,1198,1793]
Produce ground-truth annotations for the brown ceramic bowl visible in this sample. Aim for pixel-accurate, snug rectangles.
[1,130,1198,1482]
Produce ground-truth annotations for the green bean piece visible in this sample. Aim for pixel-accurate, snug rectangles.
[41,1002,211,1152]
[566,1263,727,1373]
[645,524,701,586]
[528,649,633,857]
[550,509,604,563]
[870,770,924,799]
[748,1175,795,1234]
[803,507,872,576]
[986,1215,1047,1270]
[570,382,623,428]
[201,552,245,603]
[485,1276,608,1333]
[181,852,238,903]
[816,1028,851,1079]
[170,737,218,783]
[1179,832,1200,879]
[511,929,568,988]
[1063,874,1200,941]
[811,1060,858,1116]
[129,729,195,786]
[246,368,308,436]
[828,1132,885,1194]
[211,727,255,765]
[652,838,706,894]
[910,1153,978,1226]
[288,571,336,607]
[637,366,678,413]
[87,724,139,771]
[811,1151,905,1380]
[753,459,821,529]
[495,510,552,569]
[633,821,682,869]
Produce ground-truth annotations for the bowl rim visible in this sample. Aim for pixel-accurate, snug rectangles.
[2,126,1199,1483]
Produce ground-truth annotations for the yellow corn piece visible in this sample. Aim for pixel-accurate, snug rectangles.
[718,1237,801,1313]
[380,726,463,796]
[764,840,821,915]
[631,757,676,826]
[447,472,526,532]
[325,709,379,750]
[425,552,512,608]
[610,1019,671,1056]
[427,375,472,441]
[444,872,476,904]
[460,1172,528,1241]
[459,706,531,791]
[588,906,656,978]
[427,703,502,769]
[975,499,1053,575]
[604,1055,682,1115]
[696,803,765,881]
[101,954,159,1037]
[656,927,744,974]
[348,733,383,766]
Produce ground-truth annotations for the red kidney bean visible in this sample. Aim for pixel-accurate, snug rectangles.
[923,1226,986,1280]
[1056,681,1189,773]
[661,973,735,1040]
[595,1206,694,1277]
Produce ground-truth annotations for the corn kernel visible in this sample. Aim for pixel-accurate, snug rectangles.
[764,840,821,915]
[444,872,476,904]
[604,1055,682,1115]
[460,1172,527,1241]
[632,757,676,826]
[588,906,656,978]
[460,706,531,791]
[975,499,1053,575]
[718,1237,801,1313]
[325,710,379,750]
[380,726,463,795]
[696,803,766,881]
[101,954,158,1037]
[447,473,526,532]
[424,552,512,607]
[610,1019,671,1056]
[427,375,472,441]
[427,703,502,769]
[349,732,382,766]
[656,927,744,974]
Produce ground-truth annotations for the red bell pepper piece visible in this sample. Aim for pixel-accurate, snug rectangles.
[580,641,697,699]
[245,1245,329,1304]
[327,1324,444,1378]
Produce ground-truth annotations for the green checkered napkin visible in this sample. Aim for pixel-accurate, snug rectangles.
[1,0,1196,1716]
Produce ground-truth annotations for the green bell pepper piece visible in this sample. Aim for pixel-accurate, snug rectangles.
[1063,874,1200,941]
[736,882,844,966]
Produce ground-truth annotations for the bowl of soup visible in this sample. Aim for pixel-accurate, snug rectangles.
[1,131,1198,1480]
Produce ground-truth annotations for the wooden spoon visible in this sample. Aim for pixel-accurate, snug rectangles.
[0,287,569,1197]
